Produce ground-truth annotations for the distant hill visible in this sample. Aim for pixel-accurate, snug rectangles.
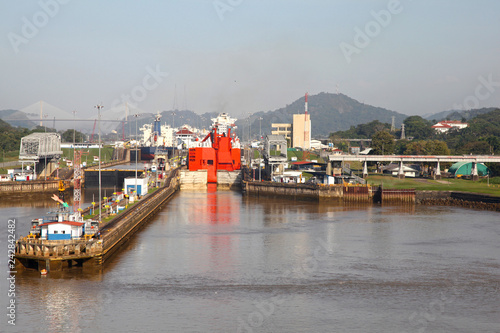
[113,92,408,139]
[0,109,36,128]
[116,110,218,137]
[237,92,407,138]
[424,107,497,122]
[0,117,12,130]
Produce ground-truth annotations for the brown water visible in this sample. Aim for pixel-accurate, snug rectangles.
[1,190,499,332]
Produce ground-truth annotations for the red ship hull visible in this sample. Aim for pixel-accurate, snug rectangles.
[188,128,241,183]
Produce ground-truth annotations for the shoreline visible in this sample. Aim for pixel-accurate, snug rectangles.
[415,190,500,211]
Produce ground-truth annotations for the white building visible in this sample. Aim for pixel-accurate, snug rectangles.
[39,221,84,240]
[124,177,148,196]
[431,120,468,133]
[176,127,196,149]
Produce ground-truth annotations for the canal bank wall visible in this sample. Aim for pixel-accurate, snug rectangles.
[243,180,499,210]
[0,179,73,197]
[100,171,179,264]
[243,181,370,202]
[416,191,500,211]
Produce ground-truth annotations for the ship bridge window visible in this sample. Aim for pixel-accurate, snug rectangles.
[208,160,214,165]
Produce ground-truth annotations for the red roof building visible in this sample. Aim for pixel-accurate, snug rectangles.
[432,120,468,133]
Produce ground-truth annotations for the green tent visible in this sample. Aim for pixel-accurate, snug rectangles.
[448,162,489,177]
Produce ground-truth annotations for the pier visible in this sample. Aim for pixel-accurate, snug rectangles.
[15,168,180,272]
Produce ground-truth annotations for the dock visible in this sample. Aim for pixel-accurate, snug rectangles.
[15,168,180,272]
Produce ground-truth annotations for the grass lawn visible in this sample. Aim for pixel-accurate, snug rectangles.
[366,174,500,196]
[61,147,114,167]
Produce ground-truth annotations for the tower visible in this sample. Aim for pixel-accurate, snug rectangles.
[304,93,310,149]
[73,150,82,216]
[400,123,406,140]
[292,93,312,149]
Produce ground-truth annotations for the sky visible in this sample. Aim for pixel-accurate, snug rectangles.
[1,0,499,123]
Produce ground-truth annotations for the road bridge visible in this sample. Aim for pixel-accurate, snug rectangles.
[328,154,500,180]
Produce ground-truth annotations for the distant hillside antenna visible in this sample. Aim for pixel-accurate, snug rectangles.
[126,102,130,137]
[183,85,188,111]
[400,123,406,139]
[172,84,178,111]
[391,116,395,132]
[305,92,308,116]
[304,92,310,150]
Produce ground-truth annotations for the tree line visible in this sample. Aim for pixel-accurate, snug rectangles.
[330,109,500,174]
[330,109,500,156]
[0,119,86,153]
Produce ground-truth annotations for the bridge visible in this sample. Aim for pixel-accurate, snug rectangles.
[328,154,500,180]
[19,133,62,160]
[19,133,63,176]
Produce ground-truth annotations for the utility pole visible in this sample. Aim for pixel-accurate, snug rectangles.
[43,114,48,178]
[94,104,104,222]
[134,114,139,197]
[259,117,262,181]
[72,110,77,145]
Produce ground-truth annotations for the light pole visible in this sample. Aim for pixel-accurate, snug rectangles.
[43,114,48,178]
[72,110,77,146]
[72,110,77,174]
[94,104,103,222]
[259,117,262,181]
[134,114,139,197]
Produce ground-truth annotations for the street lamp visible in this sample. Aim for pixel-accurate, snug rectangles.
[259,117,263,181]
[94,104,103,222]
[134,114,139,197]
[43,114,48,178]
[72,110,77,146]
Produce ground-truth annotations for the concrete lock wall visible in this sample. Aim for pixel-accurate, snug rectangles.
[217,170,242,190]
[180,170,208,190]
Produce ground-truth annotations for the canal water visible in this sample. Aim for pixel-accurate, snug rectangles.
[1,190,499,332]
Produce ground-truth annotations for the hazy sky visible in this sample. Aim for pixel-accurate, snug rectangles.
[1,0,499,120]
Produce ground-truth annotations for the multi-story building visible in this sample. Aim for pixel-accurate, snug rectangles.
[292,113,311,149]
[271,123,292,142]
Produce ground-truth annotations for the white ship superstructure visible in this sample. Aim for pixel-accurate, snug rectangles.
[211,112,237,135]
